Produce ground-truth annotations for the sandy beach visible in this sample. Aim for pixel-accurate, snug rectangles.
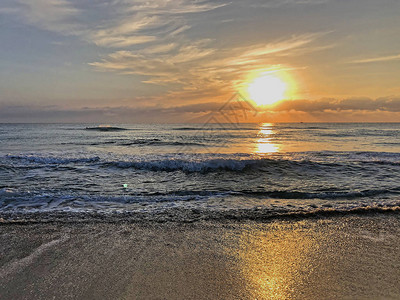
[1,213,400,300]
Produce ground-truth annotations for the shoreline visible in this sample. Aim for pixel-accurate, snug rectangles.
[1,214,400,299]
[1,205,400,224]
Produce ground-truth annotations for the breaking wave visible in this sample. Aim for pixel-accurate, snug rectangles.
[3,151,400,172]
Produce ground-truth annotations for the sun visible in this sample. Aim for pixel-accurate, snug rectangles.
[248,74,287,106]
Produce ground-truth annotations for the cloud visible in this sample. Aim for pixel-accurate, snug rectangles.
[249,0,329,8]
[0,0,228,47]
[238,34,324,58]
[272,97,400,112]
[142,43,178,54]
[0,102,227,123]
[0,0,337,110]
[1,0,334,106]
[89,32,330,102]
[91,35,157,48]
[350,54,400,64]
[1,0,81,33]
[85,1,228,48]
[3,97,399,123]
[120,0,227,14]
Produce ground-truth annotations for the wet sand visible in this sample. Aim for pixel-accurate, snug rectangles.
[1,214,400,299]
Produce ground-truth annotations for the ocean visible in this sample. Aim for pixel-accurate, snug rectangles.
[1,123,399,221]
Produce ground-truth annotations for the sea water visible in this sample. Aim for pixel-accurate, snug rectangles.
[0,123,399,219]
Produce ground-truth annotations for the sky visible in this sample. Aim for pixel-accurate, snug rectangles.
[1,0,400,123]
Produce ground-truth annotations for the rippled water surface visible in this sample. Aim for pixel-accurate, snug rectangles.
[0,123,399,217]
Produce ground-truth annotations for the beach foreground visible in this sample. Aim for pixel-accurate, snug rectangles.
[1,214,400,300]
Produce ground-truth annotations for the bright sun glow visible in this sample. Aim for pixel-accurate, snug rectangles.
[248,74,287,106]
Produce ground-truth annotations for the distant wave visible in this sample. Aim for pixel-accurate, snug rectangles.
[319,131,400,138]
[85,126,128,132]
[302,126,328,129]
[117,140,205,147]
[375,142,400,146]
[61,139,206,147]
[277,126,329,130]
[172,127,259,131]
[6,155,100,165]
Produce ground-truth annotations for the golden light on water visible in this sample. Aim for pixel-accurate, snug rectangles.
[255,124,280,154]
[257,140,279,154]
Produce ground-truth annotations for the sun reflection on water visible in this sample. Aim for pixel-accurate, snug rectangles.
[255,123,280,154]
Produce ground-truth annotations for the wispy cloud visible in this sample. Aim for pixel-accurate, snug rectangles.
[350,53,400,64]
[0,0,335,108]
[3,0,81,33]
[91,35,157,48]
[90,32,330,102]
[143,43,178,54]
[0,0,229,47]
[249,0,329,8]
